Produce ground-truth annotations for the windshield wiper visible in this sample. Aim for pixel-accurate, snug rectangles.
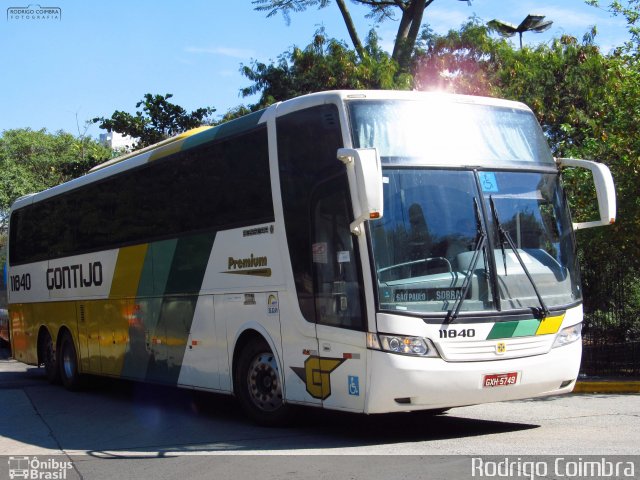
[445,198,485,324]
[489,196,550,319]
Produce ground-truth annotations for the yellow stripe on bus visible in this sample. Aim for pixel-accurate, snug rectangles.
[109,244,149,298]
[536,314,565,335]
[147,126,213,163]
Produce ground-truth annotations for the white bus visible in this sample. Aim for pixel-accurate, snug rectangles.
[7,91,616,425]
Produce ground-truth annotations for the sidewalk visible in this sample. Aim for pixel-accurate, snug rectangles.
[573,377,640,394]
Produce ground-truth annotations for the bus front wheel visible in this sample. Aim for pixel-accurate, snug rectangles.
[234,338,291,426]
[59,332,81,390]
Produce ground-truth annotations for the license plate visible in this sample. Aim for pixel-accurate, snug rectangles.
[483,372,518,388]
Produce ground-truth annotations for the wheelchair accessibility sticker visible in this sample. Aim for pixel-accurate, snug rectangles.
[348,375,360,396]
[479,172,499,192]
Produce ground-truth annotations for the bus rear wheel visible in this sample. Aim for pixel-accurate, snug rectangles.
[234,338,291,426]
[58,332,81,390]
[40,329,60,384]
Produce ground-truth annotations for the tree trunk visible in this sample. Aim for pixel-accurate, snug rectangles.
[336,0,366,59]
[403,0,427,66]
[393,0,435,72]
[392,2,416,62]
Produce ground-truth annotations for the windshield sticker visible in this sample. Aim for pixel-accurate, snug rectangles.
[394,288,465,302]
[312,243,328,263]
[337,251,350,263]
[479,172,499,192]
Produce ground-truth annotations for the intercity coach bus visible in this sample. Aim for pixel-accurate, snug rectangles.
[7,91,615,425]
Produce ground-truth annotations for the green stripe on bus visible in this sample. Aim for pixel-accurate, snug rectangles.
[486,321,519,339]
[512,319,541,337]
[164,233,215,295]
[182,109,265,150]
[486,319,543,339]
[136,239,178,297]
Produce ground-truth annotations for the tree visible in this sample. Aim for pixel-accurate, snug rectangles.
[240,29,412,109]
[92,93,215,149]
[253,0,472,72]
[0,128,111,260]
[413,19,499,95]
[412,9,640,345]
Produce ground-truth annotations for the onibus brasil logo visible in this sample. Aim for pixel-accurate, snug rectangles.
[8,456,73,479]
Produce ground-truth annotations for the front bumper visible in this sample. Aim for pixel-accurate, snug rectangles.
[365,340,581,413]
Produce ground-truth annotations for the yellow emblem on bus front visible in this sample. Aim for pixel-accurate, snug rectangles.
[496,342,506,354]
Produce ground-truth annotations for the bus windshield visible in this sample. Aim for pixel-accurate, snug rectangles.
[348,98,554,166]
[368,169,580,315]
[348,99,580,316]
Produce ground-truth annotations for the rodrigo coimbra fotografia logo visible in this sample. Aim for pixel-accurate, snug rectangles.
[6,4,61,21]
[7,456,73,479]
[471,456,636,479]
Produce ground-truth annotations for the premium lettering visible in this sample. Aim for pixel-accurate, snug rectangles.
[46,262,103,290]
[228,254,268,270]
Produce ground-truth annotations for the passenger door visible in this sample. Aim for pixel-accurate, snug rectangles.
[310,176,367,412]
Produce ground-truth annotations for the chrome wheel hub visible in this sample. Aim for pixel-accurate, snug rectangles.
[247,353,283,412]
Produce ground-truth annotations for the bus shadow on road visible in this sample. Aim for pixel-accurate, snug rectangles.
[77,378,539,455]
[0,368,539,456]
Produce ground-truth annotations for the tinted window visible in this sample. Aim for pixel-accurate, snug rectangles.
[277,104,365,329]
[311,175,364,329]
[9,127,272,265]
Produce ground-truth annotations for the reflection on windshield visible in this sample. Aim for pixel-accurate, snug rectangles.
[482,172,580,311]
[372,170,494,313]
[348,99,554,166]
[370,169,580,315]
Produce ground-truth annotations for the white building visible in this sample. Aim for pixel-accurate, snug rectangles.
[99,131,136,151]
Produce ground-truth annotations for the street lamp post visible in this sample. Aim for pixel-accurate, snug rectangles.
[487,14,553,49]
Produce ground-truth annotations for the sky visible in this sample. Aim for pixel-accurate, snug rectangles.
[0,0,631,138]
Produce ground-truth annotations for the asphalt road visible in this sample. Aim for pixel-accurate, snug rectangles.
[1,349,638,479]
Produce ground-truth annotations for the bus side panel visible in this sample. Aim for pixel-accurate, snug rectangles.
[177,295,225,391]
[31,300,77,353]
[79,301,101,374]
[154,295,197,384]
[82,299,130,377]
[8,304,37,365]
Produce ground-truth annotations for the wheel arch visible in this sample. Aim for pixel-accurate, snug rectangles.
[56,325,75,351]
[36,325,53,365]
[231,324,283,397]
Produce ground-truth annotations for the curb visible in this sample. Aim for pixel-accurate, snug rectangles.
[573,381,640,394]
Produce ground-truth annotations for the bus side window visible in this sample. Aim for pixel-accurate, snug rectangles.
[311,176,364,330]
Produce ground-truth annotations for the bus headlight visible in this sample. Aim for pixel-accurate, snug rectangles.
[367,333,439,357]
[552,323,582,348]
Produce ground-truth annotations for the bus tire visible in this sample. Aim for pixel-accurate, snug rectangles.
[40,329,60,384]
[58,332,81,391]
[234,338,291,426]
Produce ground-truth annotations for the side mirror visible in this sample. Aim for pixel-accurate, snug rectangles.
[337,148,383,235]
[557,158,616,230]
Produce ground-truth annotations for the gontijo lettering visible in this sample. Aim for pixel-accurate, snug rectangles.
[46,262,103,290]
